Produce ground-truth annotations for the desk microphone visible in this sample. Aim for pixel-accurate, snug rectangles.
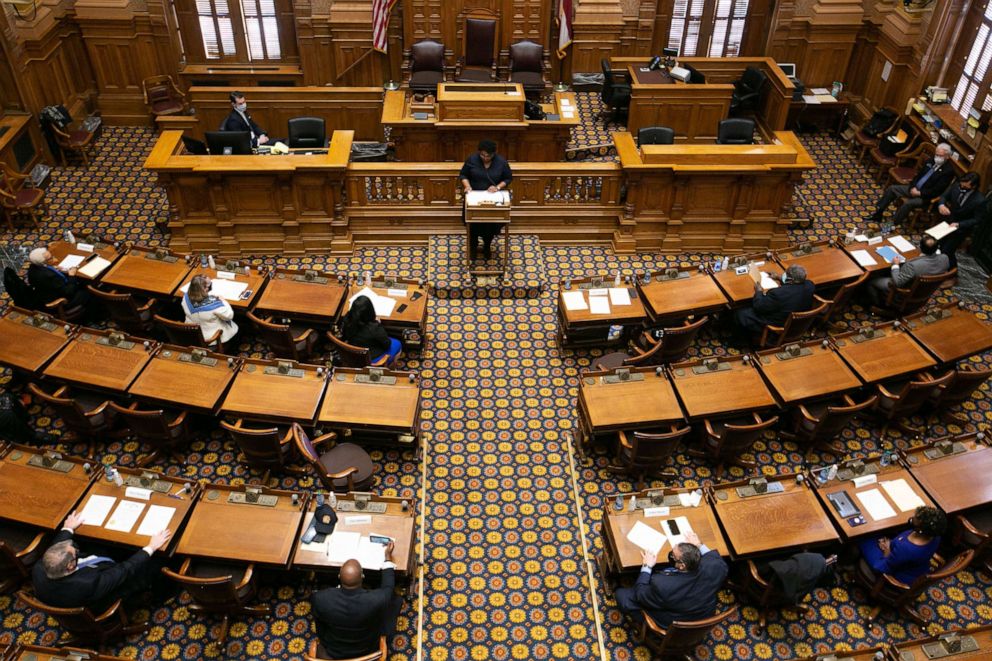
[648,56,663,71]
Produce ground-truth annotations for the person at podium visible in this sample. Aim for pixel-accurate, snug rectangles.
[220,91,269,147]
[460,140,512,260]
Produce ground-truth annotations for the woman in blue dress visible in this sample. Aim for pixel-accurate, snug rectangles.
[859,505,946,584]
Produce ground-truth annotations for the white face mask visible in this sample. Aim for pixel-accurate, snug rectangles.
[235,103,247,113]
[934,155,946,165]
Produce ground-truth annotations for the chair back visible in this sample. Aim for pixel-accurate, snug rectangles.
[327,331,374,368]
[17,590,122,642]
[935,365,992,407]
[288,117,326,149]
[161,567,241,612]
[3,268,37,309]
[717,118,756,145]
[806,395,877,441]
[108,402,173,440]
[0,540,32,593]
[658,316,708,363]
[714,414,778,461]
[304,637,388,661]
[638,127,675,146]
[740,66,767,93]
[767,302,828,347]
[645,606,738,656]
[882,372,955,419]
[463,15,498,67]
[86,286,149,332]
[26,383,103,436]
[600,58,630,105]
[154,314,210,348]
[886,268,955,315]
[142,75,186,115]
[893,550,974,605]
[819,272,869,325]
[620,426,691,472]
[291,422,322,467]
[509,40,543,74]
[248,311,304,360]
[411,40,445,73]
[221,419,290,471]
[953,514,992,554]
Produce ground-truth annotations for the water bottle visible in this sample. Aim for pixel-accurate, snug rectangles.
[614,495,624,510]
[614,271,621,287]
[207,255,215,270]
[365,271,372,287]
[721,256,729,271]
[244,265,251,276]
[629,495,637,511]
[316,491,325,507]
[713,258,722,272]
[329,492,337,509]
[200,254,208,268]
[825,464,838,482]
[104,462,115,482]
[65,229,75,244]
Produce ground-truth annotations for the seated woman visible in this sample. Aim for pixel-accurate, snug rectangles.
[181,274,239,346]
[859,505,946,584]
[340,295,402,365]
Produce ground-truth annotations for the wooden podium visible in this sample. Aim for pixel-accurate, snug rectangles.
[465,191,511,277]
[438,83,525,122]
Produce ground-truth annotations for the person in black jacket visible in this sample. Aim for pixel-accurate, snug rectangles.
[32,511,172,612]
[311,542,401,658]
[460,140,512,259]
[936,172,987,269]
[615,531,728,626]
[220,91,269,147]
[733,264,816,339]
[867,143,954,225]
[26,248,91,309]
[341,295,401,365]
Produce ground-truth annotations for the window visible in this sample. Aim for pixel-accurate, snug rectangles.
[173,0,292,64]
[952,1,992,116]
[668,0,751,58]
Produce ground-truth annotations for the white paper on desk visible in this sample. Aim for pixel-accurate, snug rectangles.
[588,288,608,297]
[626,521,667,554]
[759,272,780,291]
[816,95,837,103]
[856,488,898,521]
[562,290,587,311]
[180,278,247,301]
[136,504,176,536]
[327,530,362,563]
[104,500,145,533]
[355,536,386,570]
[79,494,116,527]
[609,287,631,306]
[349,287,396,317]
[387,288,408,298]
[562,111,575,118]
[465,190,510,206]
[888,235,916,253]
[75,243,94,253]
[58,254,85,269]
[678,491,703,507]
[662,516,694,548]
[802,95,821,105]
[811,87,831,95]
[881,479,926,513]
[588,296,611,315]
[560,98,572,107]
[300,538,329,554]
[345,515,372,525]
[850,249,878,267]
[854,234,870,242]
[926,221,957,240]
[78,256,111,278]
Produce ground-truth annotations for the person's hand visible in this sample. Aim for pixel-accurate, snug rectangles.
[950,222,959,229]
[67,267,78,277]
[640,550,657,567]
[384,541,394,562]
[148,529,173,553]
[463,186,472,195]
[257,134,269,145]
[878,537,890,555]
[893,255,905,265]
[909,187,920,197]
[939,204,951,216]
[683,531,701,547]
[64,511,84,531]
[487,185,498,193]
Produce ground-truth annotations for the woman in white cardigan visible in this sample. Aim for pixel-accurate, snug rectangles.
[181,275,239,345]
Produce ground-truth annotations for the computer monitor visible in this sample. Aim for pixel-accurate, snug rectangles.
[181,135,208,155]
[205,131,252,155]
[662,47,679,57]
[779,63,796,78]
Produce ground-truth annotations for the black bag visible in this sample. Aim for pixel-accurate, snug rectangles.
[524,100,546,120]
[862,108,897,138]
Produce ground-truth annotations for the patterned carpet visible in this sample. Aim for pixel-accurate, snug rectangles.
[0,96,990,660]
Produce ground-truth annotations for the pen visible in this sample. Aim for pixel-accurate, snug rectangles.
[166,493,184,500]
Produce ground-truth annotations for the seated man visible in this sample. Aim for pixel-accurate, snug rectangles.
[867,235,949,306]
[733,265,815,340]
[311,542,401,658]
[615,531,728,626]
[866,143,954,225]
[936,172,987,270]
[220,91,269,147]
[32,510,172,612]
[26,247,91,309]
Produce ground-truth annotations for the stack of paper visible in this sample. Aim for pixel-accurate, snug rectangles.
[759,272,780,291]
[78,256,112,278]
[327,530,362,563]
[79,494,117,526]
[58,254,85,269]
[136,505,176,536]
[881,479,926,512]
[888,235,915,253]
[850,250,877,267]
[105,500,146,533]
[626,521,667,554]
[465,190,510,206]
[562,290,587,311]
[856,488,897,521]
[926,222,956,240]
[588,294,611,315]
[181,279,248,301]
[349,287,397,318]
[608,288,631,306]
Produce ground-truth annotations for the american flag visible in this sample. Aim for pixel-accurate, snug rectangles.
[556,0,573,58]
[372,0,399,53]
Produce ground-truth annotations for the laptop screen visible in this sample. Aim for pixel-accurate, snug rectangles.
[779,63,796,78]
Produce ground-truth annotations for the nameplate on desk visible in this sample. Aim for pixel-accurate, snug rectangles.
[144,250,179,263]
[923,440,968,460]
[637,493,681,509]
[220,262,249,275]
[691,360,731,375]
[21,315,57,332]
[292,272,329,284]
[345,515,373,525]
[544,113,561,121]
[921,632,979,658]
[577,280,606,289]
[125,486,152,501]
[179,351,218,367]
[602,370,645,384]
[123,474,172,493]
[76,242,94,252]
[852,474,878,488]
[373,280,406,291]
[27,453,74,472]
[336,500,388,514]
[412,112,429,120]
[920,309,953,326]
[735,481,785,498]
[790,244,821,257]
[96,333,136,350]
[227,492,278,507]
[643,506,670,518]
[867,236,884,245]
[656,270,690,282]
[264,365,305,378]
[775,345,813,361]
[356,373,398,385]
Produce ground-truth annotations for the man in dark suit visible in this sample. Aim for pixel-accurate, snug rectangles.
[867,143,954,225]
[311,542,401,658]
[32,511,172,612]
[26,247,91,309]
[868,235,950,305]
[615,531,728,626]
[936,172,987,269]
[219,91,269,147]
[734,264,816,339]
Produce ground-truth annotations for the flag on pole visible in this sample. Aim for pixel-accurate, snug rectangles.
[556,0,574,58]
[372,0,399,53]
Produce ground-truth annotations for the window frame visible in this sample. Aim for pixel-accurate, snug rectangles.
[667,0,752,58]
[171,0,293,65]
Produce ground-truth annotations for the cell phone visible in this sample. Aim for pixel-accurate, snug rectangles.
[239,289,253,300]
[396,303,408,313]
[628,288,638,299]
[847,515,866,527]
[668,520,680,536]
[370,534,392,545]
[411,291,423,301]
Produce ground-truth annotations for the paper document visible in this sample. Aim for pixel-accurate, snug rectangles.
[815,95,837,103]
[626,521,667,554]
[465,190,510,206]
[875,246,900,264]
[888,235,916,253]
[678,491,703,507]
[854,234,870,243]
[179,278,247,301]
[355,536,387,570]
[79,494,117,527]
[881,479,926,513]
[327,531,362,563]
[349,287,396,317]
[562,111,575,119]
[608,287,631,306]
[136,504,176,536]
[850,250,877,267]
[58,254,85,269]
[811,87,831,95]
[759,272,780,291]
[561,290,587,311]
[104,500,146,533]
[802,95,821,105]
[588,296,611,315]
[661,516,694,548]
[78,256,112,278]
[926,221,957,240]
[856,488,897,521]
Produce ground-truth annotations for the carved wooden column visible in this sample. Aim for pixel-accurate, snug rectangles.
[802,0,864,88]
[569,0,624,75]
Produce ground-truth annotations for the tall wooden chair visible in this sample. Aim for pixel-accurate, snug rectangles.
[0,524,46,594]
[27,382,118,454]
[600,59,631,126]
[454,8,499,82]
[874,268,955,317]
[873,371,953,436]
[0,164,46,230]
[738,555,831,632]
[758,301,828,348]
[850,106,900,166]
[404,40,447,95]
[16,590,148,646]
[248,311,319,361]
[108,402,194,467]
[815,272,869,331]
[639,606,738,658]
[867,123,917,183]
[51,122,96,167]
[693,412,779,476]
[154,314,223,351]
[781,393,877,456]
[291,423,375,493]
[220,418,301,486]
[506,40,548,97]
[86,286,157,334]
[304,637,388,661]
[610,426,691,490]
[326,332,391,368]
[886,141,936,189]
[855,550,973,626]
[141,75,188,119]
[928,364,992,424]
[952,512,992,576]
[596,317,709,371]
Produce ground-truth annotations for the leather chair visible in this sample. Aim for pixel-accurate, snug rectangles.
[326,331,391,368]
[0,164,46,230]
[161,558,269,644]
[303,637,388,661]
[874,268,955,317]
[738,555,832,632]
[850,106,900,166]
[639,606,738,657]
[928,364,992,424]
[288,117,327,149]
[758,301,828,348]
[507,40,547,98]
[0,523,46,594]
[248,311,319,361]
[814,271,869,331]
[51,122,96,167]
[872,371,953,437]
[595,316,708,370]
[952,512,992,576]
[27,382,117,454]
[220,418,301,486]
[888,141,936,189]
[153,314,224,352]
[693,412,779,476]
[292,423,375,493]
[637,126,676,146]
[855,549,973,625]
[141,75,188,119]
[868,128,917,184]
[600,58,631,126]
[716,118,756,145]
[405,40,446,95]
[17,590,148,646]
[86,286,157,334]
[780,393,877,456]
[730,67,767,114]
[4,271,84,323]
[610,425,691,490]
[108,402,194,467]
[455,9,499,82]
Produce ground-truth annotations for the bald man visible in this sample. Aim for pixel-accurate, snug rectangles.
[311,542,401,658]
[27,247,90,309]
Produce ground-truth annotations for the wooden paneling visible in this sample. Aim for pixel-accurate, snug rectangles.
[14,16,95,123]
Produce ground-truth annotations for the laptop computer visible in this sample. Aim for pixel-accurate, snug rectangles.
[779,63,797,79]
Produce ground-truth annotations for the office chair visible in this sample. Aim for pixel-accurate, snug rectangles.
[141,75,188,119]
[610,425,691,490]
[874,268,956,317]
[86,286,157,334]
[927,364,992,424]
[693,412,779,476]
[17,590,148,646]
[716,118,756,145]
[326,332,392,368]
[405,40,446,95]
[288,117,327,149]
[872,371,954,437]
[220,418,302,486]
[292,423,375,493]
[455,9,499,82]
[507,40,548,98]
[304,637,388,661]
[0,524,46,594]
[600,58,632,126]
[154,314,224,352]
[730,66,767,114]
[639,607,738,657]
[0,165,46,230]
[781,393,877,456]
[637,127,676,146]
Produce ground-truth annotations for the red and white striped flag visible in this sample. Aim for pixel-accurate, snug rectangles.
[372,0,399,53]
[556,0,574,58]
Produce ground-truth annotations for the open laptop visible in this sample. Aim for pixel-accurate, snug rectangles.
[779,63,797,80]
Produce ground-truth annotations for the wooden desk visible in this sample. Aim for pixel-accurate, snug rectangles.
[600,488,730,577]
[711,255,784,307]
[578,367,684,437]
[47,239,120,281]
[0,445,93,530]
[74,466,197,550]
[755,340,862,405]
[220,358,328,425]
[557,281,647,348]
[637,268,729,324]
[292,493,416,577]
[98,245,193,298]
[840,233,920,273]
[832,322,936,383]
[175,482,306,567]
[622,62,732,143]
[465,195,511,276]
[904,302,992,364]
[8,644,135,661]
[810,457,934,541]
[175,265,268,311]
[253,268,349,324]
[316,367,421,448]
[343,279,429,337]
[786,93,851,137]
[43,328,155,393]
[710,474,839,556]
[670,356,777,420]
[904,433,992,514]
[0,307,72,374]
[128,345,239,414]
[773,240,864,290]
[892,624,992,660]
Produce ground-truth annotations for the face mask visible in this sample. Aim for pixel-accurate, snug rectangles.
[235,103,247,113]
[781,273,789,284]
[934,156,946,165]
[961,185,970,194]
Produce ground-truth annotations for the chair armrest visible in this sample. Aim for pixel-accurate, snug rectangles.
[236,563,255,590]
[797,404,821,424]
[326,466,358,481]
[312,431,338,448]
[617,431,632,450]
[52,385,69,398]
[956,515,985,541]
[293,327,314,343]
[136,297,158,312]
[703,418,718,439]
[876,383,901,400]
[747,559,769,587]
[167,410,188,429]
[642,612,667,638]
[875,572,911,593]
[18,531,47,559]
[639,331,658,347]
[85,399,114,418]
[43,297,68,311]
[94,598,124,622]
